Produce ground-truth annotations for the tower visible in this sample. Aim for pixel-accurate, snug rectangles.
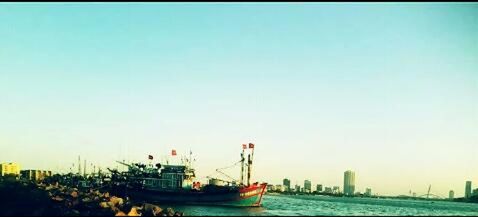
[465,181,472,198]
[344,170,356,196]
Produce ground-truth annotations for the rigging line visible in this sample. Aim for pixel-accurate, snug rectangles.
[197,160,242,180]
[198,170,224,180]
[199,166,239,181]
[216,160,242,171]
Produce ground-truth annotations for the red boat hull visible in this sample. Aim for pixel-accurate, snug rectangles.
[121,183,267,207]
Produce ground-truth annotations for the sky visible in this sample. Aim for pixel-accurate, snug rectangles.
[0,3,477,197]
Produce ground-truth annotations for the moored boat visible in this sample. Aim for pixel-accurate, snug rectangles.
[110,143,267,207]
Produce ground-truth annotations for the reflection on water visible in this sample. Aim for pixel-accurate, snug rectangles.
[162,194,478,216]
[162,204,266,216]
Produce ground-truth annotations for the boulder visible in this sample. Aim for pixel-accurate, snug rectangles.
[70,191,79,198]
[166,208,175,216]
[142,203,162,216]
[82,197,93,203]
[107,201,116,208]
[99,202,110,209]
[128,206,142,216]
[94,190,101,197]
[110,196,124,206]
[153,206,163,216]
[52,196,64,202]
[110,206,121,214]
[103,192,110,198]
[115,211,127,216]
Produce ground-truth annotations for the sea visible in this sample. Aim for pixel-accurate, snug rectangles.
[165,194,478,216]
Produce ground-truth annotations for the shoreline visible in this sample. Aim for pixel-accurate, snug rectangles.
[264,192,478,204]
[0,177,184,216]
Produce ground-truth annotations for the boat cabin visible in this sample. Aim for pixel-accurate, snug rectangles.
[140,165,196,191]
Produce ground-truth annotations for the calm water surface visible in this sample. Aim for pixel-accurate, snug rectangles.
[165,194,478,216]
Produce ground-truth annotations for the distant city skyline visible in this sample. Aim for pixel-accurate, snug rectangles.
[265,176,478,199]
[0,3,477,197]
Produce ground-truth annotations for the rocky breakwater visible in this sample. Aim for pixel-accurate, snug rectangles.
[39,183,184,216]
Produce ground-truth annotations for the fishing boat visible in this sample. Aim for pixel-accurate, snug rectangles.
[109,143,267,207]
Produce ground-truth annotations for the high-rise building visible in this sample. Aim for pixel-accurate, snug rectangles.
[365,188,372,197]
[449,190,454,200]
[316,184,323,192]
[0,163,20,177]
[283,178,291,192]
[295,184,301,193]
[304,180,312,193]
[324,187,333,194]
[332,186,340,194]
[344,170,356,196]
[333,186,340,194]
[275,184,285,192]
[21,170,52,182]
[465,181,472,198]
[473,188,478,197]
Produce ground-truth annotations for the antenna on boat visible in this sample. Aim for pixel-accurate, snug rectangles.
[78,156,81,176]
[189,149,192,168]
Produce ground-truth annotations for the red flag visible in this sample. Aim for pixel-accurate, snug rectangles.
[148,155,153,160]
[172,149,177,156]
[242,144,247,149]
[249,143,254,149]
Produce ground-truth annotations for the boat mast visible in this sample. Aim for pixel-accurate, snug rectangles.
[241,144,245,186]
[78,156,81,176]
[247,143,255,187]
[247,154,251,186]
[84,159,87,177]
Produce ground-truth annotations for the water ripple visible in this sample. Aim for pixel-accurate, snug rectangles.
[165,194,478,216]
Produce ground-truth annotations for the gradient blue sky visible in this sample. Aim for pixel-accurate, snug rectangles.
[1,3,477,197]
